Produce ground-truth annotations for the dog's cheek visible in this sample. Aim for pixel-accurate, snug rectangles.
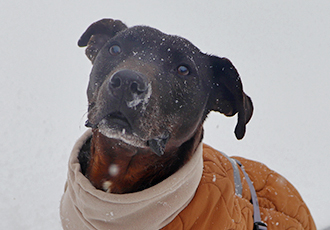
[135,101,164,138]
[165,106,204,146]
[158,82,207,139]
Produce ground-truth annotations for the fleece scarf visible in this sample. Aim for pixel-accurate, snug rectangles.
[60,130,203,230]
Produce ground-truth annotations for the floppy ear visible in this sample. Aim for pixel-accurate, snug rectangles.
[207,55,253,139]
[78,19,128,63]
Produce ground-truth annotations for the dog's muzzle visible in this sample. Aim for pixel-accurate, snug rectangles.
[85,69,170,156]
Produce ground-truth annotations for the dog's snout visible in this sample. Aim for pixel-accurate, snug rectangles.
[108,70,150,107]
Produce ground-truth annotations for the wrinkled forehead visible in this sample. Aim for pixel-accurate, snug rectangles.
[114,26,200,55]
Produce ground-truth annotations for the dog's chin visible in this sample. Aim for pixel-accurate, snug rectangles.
[97,118,170,156]
[98,119,148,149]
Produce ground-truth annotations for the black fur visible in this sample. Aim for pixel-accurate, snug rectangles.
[78,19,253,156]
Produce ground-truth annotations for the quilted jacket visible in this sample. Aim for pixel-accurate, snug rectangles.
[162,144,316,230]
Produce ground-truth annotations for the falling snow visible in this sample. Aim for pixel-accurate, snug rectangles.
[1,1,329,229]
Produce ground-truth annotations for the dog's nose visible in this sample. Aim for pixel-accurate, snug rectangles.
[108,69,149,101]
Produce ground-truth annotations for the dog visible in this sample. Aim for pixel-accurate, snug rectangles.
[77,18,253,194]
[60,19,316,230]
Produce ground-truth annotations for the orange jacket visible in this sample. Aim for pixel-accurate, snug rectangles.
[162,144,316,230]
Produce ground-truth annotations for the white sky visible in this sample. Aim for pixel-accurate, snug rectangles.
[1,1,329,229]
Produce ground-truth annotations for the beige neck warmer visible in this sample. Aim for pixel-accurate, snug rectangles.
[60,129,203,230]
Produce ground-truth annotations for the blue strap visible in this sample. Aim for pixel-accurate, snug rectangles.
[234,159,267,230]
[220,152,243,197]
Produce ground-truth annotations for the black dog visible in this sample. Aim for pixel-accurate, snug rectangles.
[77,19,253,194]
[61,19,316,230]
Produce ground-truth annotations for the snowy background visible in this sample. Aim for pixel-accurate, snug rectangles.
[1,1,329,229]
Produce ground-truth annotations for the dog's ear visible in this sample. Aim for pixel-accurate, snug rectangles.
[78,19,128,63]
[207,55,253,139]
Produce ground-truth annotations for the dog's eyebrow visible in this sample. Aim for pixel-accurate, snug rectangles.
[170,49,198,71]
[187,55,198,71]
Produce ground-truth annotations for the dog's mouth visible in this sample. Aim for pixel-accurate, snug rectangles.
[104,112,131,130]
[88,111,145,147]
[86,111,133,134]
[86,112,170,156]
[86,110,130,127]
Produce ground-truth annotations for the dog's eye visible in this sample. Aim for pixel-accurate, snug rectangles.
[109,45,121,55]
[177,65,190,76]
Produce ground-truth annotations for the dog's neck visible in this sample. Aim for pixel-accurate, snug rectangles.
[86,127,203,194]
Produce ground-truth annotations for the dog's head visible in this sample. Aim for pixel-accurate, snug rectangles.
[79,19,253,156]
